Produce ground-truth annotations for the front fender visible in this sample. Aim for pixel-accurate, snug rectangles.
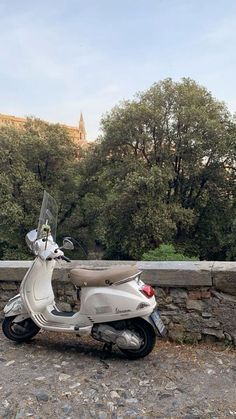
[3,295,28,317]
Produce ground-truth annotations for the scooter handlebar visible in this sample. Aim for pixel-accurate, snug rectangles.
[60,255,71,263]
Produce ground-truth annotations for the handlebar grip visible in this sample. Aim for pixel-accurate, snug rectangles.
[61,255,71,263]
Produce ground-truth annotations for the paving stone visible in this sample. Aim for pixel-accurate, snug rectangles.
[35,390,49,402]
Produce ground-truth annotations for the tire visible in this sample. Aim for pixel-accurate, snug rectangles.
[119,318,156,360]
[2,316,40,342]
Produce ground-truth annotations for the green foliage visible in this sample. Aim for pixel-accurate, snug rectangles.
[0,119,82,259]
[0,78,236,261]
[82,78,235,260]
[142,244,199,261]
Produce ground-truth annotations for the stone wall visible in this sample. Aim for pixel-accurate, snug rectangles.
[0,260,236,345]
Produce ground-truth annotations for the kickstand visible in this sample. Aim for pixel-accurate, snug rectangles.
[100,343,113,360]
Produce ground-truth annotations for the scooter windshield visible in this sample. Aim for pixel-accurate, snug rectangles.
[37,191,58,242]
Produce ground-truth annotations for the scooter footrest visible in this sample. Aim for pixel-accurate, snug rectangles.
[51,309,75,317]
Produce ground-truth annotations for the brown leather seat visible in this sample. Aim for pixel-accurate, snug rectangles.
[69,265,140,287]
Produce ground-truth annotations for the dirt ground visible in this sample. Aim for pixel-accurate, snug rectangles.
[0,330,236,419]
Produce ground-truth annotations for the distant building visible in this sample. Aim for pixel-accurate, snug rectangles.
[0,112,87,146]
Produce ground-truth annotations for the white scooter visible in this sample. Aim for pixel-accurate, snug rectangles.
[2,192,165,359]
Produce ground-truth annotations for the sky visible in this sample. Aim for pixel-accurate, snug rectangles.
[0,0,236,140]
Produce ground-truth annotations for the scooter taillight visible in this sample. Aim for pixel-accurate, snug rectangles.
[141,284,155,298]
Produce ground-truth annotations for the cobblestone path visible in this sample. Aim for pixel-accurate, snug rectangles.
[0,330,235,418]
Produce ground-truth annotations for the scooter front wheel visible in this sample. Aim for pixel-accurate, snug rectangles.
[119,318,156,360]
[2,316,40,342]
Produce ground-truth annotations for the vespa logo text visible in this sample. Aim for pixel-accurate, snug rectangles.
[115,308,131,314]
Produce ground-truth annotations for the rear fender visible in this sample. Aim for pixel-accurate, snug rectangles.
[141,313,167,337]
[3,295,28,318]
[141,314,157,330]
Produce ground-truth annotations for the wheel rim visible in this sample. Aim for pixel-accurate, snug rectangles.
[126,323,147,353]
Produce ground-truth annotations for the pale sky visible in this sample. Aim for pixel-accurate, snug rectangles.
[0,0,236,140]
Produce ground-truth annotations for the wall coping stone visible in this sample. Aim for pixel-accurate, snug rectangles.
[212,261,236,296]
[137,261,213,287]
[0,260,235,292]
[1,260,235,289]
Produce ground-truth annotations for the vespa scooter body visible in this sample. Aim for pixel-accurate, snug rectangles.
[5,256,157,332]
[3,191,166,359]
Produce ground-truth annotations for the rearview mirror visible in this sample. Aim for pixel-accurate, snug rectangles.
[62,238,74,250]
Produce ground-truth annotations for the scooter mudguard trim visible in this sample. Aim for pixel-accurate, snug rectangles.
[4,295,28,317]
[149,310,167,337]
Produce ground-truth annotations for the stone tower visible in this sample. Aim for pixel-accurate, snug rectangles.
[0,112,89,146]
[78,112,87,142]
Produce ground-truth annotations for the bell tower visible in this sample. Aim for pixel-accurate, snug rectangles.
[78,112,86,142]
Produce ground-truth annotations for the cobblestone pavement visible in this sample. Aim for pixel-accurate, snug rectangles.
[0,329,236,419]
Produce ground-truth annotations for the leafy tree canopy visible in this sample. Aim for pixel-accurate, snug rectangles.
[81,78,236,260]
[0,78,235,261]
[0,119,82,259]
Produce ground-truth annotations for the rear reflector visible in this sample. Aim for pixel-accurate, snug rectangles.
[141,285,155,298]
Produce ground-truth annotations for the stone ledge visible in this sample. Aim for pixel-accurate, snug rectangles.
[212,262,236,296]
[1,260,236,289]
[0,260,133,283]
[0,260,216,287]
[137,261,213,287]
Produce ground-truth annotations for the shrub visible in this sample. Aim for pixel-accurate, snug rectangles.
[142,244,199,261]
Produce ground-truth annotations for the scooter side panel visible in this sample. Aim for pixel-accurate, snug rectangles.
[79,280,156,323]
[21,258,55,313]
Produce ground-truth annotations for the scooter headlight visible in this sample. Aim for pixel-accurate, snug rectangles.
[25,229,37,253]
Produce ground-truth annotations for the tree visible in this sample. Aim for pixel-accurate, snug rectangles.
[81,78,235,259]
[1,79,235,261]
[0,119,82,259]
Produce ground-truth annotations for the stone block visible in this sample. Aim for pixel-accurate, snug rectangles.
[172,315,185,323]
[154,287,167,298]
[188,289,211,300]
[170,289,188,302]
[160,315,170,325]
[224,333,232,342]
[212,262,236,296]
[184,313,202,333]
[201,312,212,319]
[211,290,236,303]
[60,294,76,305]
[57,302,72,312]
[165,296,173,304]
[202,319,220,329]
[0,291,17,301]
[188,290,202,300]
[64,288,77,297]
[201,290,211,299]
[165,304,179,311]
[231,333,236,346]
[55,288,65,297]
[0,282,18,291]
[186,299,205,313]
[168,324,185,342]
[202,328,225,340]
[184,331,202,342]
[138,261,213,288]
[0,261,31,282]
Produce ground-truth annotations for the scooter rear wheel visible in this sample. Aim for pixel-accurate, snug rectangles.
[119,318,156,360]
[2,316,40,342]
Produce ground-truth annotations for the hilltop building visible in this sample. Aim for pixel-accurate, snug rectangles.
[0,112,87,146]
